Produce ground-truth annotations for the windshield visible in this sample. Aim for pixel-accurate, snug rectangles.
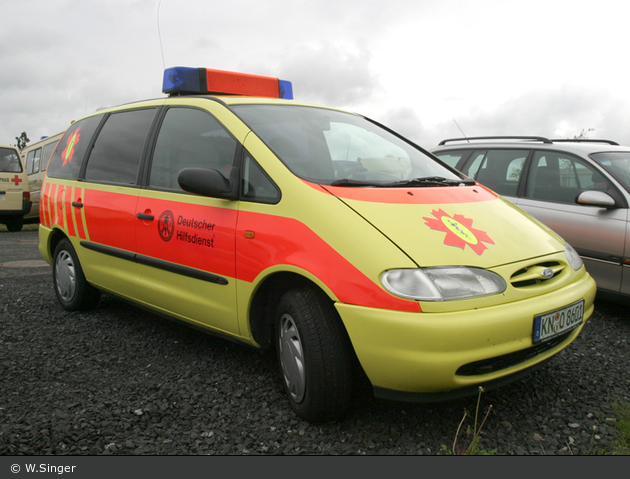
[232,104,464,186]
[590,152,630,192]
[0,147,22,173]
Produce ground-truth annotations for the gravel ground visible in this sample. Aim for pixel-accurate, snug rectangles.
[1,229,629,455]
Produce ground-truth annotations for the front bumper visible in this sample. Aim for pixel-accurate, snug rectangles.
[336,271,596,400]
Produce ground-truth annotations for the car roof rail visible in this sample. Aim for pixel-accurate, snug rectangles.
[550,138,620,146]
[437,136,553,146]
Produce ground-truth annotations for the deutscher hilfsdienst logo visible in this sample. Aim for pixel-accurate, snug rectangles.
[158,210,175,242]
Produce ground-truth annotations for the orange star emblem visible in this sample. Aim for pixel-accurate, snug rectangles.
[62,128,81,166]
[423,209,494,255]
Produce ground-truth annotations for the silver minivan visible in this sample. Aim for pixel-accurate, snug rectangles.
[432,136,630,302]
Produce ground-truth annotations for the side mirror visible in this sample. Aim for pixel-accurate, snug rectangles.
[178,167,238,200]
[576,190,616,208]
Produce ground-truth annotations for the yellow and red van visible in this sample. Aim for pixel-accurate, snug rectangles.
[38,67,596,421]
[1,143,30,231]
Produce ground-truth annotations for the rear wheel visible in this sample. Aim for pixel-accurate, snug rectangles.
[275,287,353,422]
[5,217,23,232]
[52,238,100,311]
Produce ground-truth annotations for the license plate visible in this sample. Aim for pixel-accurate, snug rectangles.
[533,299,584,343]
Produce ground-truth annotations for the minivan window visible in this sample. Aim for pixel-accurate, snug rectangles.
[242,150,280,203]
[149,107,238,191]
[47,115,103,180]
[233,105,458,185]
[84,108,157,185]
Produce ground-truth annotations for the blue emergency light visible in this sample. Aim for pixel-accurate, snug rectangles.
[163,66,293,99]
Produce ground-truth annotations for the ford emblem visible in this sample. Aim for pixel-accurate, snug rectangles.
[542,268,554,279]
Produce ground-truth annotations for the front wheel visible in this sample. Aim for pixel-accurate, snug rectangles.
[52,238,100,311]
[275,287,353,422]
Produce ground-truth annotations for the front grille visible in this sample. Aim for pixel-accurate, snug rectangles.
[510,261,564,288]
[456,332,571,376]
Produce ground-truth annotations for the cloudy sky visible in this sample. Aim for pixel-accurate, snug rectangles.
[2,0,630,150]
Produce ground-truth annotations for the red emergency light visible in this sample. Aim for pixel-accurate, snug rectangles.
[163,67,293,99]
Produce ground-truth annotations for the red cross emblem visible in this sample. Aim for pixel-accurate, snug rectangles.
[11,175,22,186]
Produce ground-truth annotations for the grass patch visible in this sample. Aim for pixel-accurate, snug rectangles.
[606,402,630,455]
[441,387,496,455]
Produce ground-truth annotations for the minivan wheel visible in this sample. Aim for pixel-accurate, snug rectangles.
[275,287,353,422]
[52,238,100,311]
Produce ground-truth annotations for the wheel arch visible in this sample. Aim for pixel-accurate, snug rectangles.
[249,271,338,349]
[47,228,71,260]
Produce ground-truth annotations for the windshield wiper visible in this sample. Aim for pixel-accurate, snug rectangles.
[330,179,387,187]
[392,176,475,187]
[330,176,475,188]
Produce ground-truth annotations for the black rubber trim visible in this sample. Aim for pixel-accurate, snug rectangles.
[79,241,229,286]
[373,359,550,404]
[575,247,623,265]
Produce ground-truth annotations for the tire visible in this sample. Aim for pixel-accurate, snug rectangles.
[5,217,23,232]
[275,287,353,422]
[52,238,100,311]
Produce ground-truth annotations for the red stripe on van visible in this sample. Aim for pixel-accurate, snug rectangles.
[236,211,421,312]
[65,186,76,237]
[55,184,64,229]
[73,187,86,240]
[41,181,52,227]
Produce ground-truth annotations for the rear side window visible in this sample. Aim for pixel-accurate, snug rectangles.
[47,116,103,180]
[26,148,42,175]
[465,149,527,196]
[0,147,22,172]
[84,108,157,185]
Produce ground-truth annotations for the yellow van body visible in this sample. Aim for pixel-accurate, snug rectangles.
[37,67,597,421]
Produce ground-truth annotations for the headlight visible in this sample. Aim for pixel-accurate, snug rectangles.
[381,266,506,301]
[564,242,583,271]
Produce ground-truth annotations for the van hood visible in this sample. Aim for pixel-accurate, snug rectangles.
[322,184,564,268]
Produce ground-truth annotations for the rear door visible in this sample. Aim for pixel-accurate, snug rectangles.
[0,146,28,213]
[75,108,158,294]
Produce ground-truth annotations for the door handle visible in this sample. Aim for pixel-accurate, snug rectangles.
[137,213,155,221]
[72,201,83,208]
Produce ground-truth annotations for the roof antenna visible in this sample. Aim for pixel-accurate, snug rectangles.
[157,0,166,70]
[453,119,469,142]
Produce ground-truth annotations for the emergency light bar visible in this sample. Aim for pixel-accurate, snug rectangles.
[163,66,293,99]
